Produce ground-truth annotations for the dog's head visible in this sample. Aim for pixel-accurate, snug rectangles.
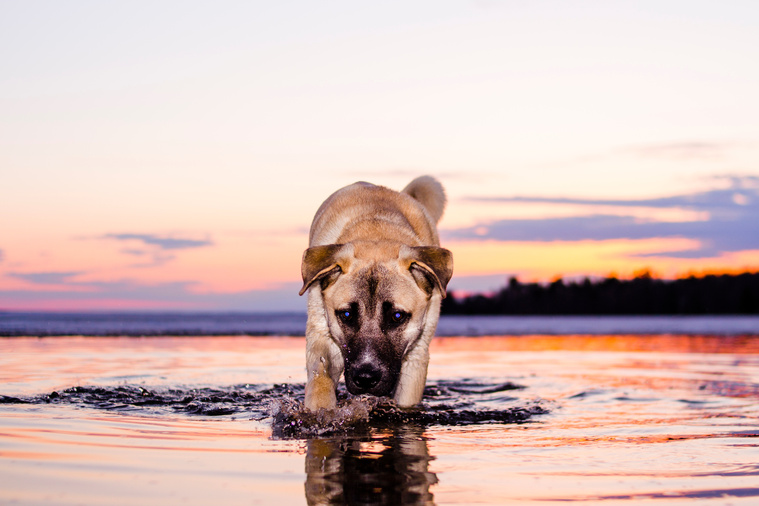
[299,241,452,397]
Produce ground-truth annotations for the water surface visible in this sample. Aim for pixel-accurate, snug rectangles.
[1,334,758,504]
[3,312,759,336]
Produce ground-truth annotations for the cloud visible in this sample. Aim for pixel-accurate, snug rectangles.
[98,233,213,268]
[622,141,732,161]
[8,271,85,285]
[449,176,759,259]
[467,175,758,212]
[0,278,303,312]
[103,233,213,250]
[0,249,4,263]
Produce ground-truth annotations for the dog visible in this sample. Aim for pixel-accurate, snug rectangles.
[299,176,453,411]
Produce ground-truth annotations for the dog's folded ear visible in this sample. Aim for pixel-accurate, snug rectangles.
[403,246,453,298]
[299,244,351,296]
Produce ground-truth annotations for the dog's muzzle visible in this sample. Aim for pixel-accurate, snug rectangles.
[345,359,398,397]
[351,363,383,391]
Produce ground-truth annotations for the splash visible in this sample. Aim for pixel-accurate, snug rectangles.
[271,379,547,438]
[1,384,298,419]
[2,379,548,438]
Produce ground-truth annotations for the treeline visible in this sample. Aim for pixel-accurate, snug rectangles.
[441,271,759,315]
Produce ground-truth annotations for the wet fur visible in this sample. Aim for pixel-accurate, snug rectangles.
[300,176,452,411]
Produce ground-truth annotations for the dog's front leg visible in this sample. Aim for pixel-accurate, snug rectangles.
[305,336,342,411]
[304,290,343,411]
[394,340,430,408]
[394,310,439,408]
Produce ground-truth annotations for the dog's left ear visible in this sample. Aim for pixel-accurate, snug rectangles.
[402,246,453,298]
[299,244,351,296]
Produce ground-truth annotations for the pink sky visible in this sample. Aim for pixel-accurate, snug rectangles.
[2,2,758,311]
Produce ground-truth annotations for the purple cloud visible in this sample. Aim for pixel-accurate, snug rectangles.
[8,271,85,285]
[0,278,303,312]
[466,176,758,213]
[96,233,214,268]
[103,234,213,250]
[448,176,759,259]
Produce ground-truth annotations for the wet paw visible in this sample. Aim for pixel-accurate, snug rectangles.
[304,379,337,412]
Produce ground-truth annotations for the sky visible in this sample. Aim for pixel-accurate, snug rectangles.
[1,1,758,312]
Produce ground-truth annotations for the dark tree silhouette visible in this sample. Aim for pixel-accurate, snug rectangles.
[441,272,759,315]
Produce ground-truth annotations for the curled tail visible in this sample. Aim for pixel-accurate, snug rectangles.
[402,175,447,224]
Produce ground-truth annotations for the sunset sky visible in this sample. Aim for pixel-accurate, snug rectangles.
[2,1,758,311]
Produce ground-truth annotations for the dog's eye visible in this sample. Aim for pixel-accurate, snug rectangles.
[388,309,409,326]
[336,307,356,325]
[381,302,409,329]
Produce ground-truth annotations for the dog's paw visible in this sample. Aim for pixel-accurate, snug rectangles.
[305,379,337,412]
[305,395,337,412]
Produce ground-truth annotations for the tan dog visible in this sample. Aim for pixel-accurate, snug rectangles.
[299,176,453,411]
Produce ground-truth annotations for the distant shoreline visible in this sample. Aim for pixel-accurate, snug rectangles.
[443,271,759,316]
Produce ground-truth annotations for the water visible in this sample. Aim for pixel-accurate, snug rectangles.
[1,381,544,438]
[1,333,759,504]
[3,312,759,336]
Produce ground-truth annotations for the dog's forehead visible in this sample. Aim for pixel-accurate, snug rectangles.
[375,267,425,308]
[351,240,401,260]
[330,258,422,309]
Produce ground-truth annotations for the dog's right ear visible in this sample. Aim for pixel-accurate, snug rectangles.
[299,244,350,296]
[402,245,453,298]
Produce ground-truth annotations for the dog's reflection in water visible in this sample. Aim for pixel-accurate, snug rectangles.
[304,426,438,505]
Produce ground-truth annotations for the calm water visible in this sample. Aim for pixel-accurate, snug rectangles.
[3,312,759,336]
[1,333,759,505]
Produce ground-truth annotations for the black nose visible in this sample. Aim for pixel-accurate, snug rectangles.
[352,363,382,391]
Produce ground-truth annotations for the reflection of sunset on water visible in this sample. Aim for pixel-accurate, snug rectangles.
[2,334,758,503]
[433,334,759,354]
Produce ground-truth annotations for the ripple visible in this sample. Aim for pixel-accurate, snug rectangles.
[3,379,548,438]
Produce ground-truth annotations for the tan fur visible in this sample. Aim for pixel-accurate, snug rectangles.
[300,176,452,411]
[402,175,447,224]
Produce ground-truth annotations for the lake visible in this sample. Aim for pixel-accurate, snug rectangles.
[1,315,758,504]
